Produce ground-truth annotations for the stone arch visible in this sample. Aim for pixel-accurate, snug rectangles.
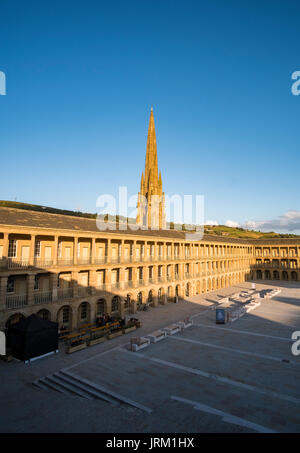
[158,287,164,303]
[125,294,132,311]
[256,270,262,280]
[196,280,201,295]
[5,312,25,329]
[202,279,206,293]
[37,309,51,321]
[78,301,91,325]
[96,298,107,316]
[56,305,73,330]
[291,271,297,281]
[282,271,289,281]
[111,295,121,313]
[212,278,216,290]
[167,286,174,301]
[175,284,181,298]
[273,270,280,280]
[265,270,271,280]
[207,278,212,291]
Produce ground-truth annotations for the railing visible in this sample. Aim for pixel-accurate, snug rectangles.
[57,288,73,300]
[94,256,107,265]
[34,291,53,305]
[253,263,300,270]
[7,259,31,270]
[34,259,53,267]
[6,293,28,309]
[77,286,92,297]
[57,258,74,266]
[77,258,91,265]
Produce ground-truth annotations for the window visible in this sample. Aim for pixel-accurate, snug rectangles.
[80,302,88,320]
[34,240,41,258]
[8,240,17,258]
[62,307,70,324]
[97,299,105,315]
[34,275,39,290]
[112,296,119,312]
[7,277,15,293]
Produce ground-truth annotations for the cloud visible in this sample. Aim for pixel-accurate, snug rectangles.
[225,220,240,228]
[244,210,300,233]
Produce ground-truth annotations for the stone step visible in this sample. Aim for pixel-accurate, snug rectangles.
[54,372,118,405]
[60,370,152,413]
[50,373,95,400]
[37,376,76,398]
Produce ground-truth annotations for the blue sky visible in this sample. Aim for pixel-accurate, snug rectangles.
[0,0,300,232]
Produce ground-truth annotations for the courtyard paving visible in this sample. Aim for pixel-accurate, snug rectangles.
[1,280,299,433]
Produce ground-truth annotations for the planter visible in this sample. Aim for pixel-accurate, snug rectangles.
[123,326,137,334]
[66,342,87,354]
[108,330,123,340]
[88,336,107,347]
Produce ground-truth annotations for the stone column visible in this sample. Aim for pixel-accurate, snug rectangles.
[27,274,35,306]
[89,270,97,294]
[53,235,58,266]
[0,276,8,311]
[50,272,58,302]
[91,238,96,265]
[72,271,79,298]
[30,235,36,266]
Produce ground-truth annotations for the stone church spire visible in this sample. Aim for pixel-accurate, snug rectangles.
[136,108,166,229]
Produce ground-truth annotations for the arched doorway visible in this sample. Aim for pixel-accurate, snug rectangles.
[37,309,51,321]
[256,270,262,280]
[111,296,120,314]
[5,313,25,329]
[148,290,153,306]
[282,271,289,281]
[265,270,271,280]
[158,288,164,304]
[96,298,106,316]
[57,305,72,330]
[125,294,131,311]
[78,301,91,326]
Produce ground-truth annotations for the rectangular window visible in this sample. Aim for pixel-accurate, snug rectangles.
[7,277,15,293]
[34,275,39,290]
[34,240,41,258]
[8,239,17,258]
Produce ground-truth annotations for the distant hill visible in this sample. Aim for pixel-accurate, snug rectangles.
[1,200,299,239]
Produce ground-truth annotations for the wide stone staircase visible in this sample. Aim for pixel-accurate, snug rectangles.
[33,370,120,405]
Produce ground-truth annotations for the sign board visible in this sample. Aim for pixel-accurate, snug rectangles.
[251,283,256,290]
[216,309,226,324]
[0,331,6,356]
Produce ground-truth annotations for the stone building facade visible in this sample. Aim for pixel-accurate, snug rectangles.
[0,208,299,330]
[0,109,299,331]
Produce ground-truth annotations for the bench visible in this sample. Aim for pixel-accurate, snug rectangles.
[146,330,167,343]
[130,337,150,352]
[162,324,182,335]
[176,318,193,329]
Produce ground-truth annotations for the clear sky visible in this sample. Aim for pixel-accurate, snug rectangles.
[0,0,300,232]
